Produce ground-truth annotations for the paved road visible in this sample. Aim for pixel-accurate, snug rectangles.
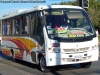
[0,50,100,75]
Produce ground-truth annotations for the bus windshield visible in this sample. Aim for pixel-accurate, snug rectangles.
[44,9,95,39]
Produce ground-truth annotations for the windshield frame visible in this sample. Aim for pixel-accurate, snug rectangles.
[43,8,96,40]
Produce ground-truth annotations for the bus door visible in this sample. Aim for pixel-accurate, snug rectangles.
[29,11,44,63]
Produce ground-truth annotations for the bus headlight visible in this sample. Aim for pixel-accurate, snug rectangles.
[53,48,60,53]
[52,43,60,47]
[91,45,97,50]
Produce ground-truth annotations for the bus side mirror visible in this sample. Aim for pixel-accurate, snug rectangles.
[40,16,46,26]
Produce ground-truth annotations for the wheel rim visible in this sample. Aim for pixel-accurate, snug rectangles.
[40,57,46,71]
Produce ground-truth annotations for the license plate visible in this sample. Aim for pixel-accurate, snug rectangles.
[74,55,82,59]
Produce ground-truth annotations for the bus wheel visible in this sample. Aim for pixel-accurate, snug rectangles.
[39,56,50,73]
[80,62,92,68]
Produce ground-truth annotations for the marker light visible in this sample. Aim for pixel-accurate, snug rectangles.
[48,48,51,50]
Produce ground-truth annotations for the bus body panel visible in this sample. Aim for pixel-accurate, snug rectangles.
[45,37,99,66]
[1,36,42,63]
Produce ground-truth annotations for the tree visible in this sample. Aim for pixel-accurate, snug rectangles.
[88,0,100,29]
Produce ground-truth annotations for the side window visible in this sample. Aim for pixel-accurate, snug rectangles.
[37,12,43,35]
[12,18,20,35]
[3,20,7,35]
[7,20,11,35]
[37,12,44,44]
[22,15,29,34]
[15,17,21,34]
[30,12,36,35]
[2,21,4,35]
[12,19,16,34]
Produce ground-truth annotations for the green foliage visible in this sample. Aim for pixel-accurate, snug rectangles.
[51,0,100,29]
[88,0,100,28]
[98,36,100,42]
[52,1,78,5]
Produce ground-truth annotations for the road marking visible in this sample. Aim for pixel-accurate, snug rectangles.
[0,62,30,75]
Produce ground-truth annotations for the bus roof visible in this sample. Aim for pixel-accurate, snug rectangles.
[1,5,83,20]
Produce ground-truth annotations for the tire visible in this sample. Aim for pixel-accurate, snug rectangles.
[39,56,50,73]
[80,62,92,68]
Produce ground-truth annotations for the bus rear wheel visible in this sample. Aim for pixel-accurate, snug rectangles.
[80,62,92,68]
[39,56,50,73]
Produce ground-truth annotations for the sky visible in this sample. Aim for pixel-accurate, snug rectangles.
[0,0,75,18]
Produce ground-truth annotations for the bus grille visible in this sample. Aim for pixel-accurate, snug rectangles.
[63,49,75,53]
[63,47,90,53]
[62,56,91,62]
[79,47,89,51]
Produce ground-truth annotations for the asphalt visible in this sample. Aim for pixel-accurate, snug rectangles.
[0,61,29,75]
[0,51,31,75]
